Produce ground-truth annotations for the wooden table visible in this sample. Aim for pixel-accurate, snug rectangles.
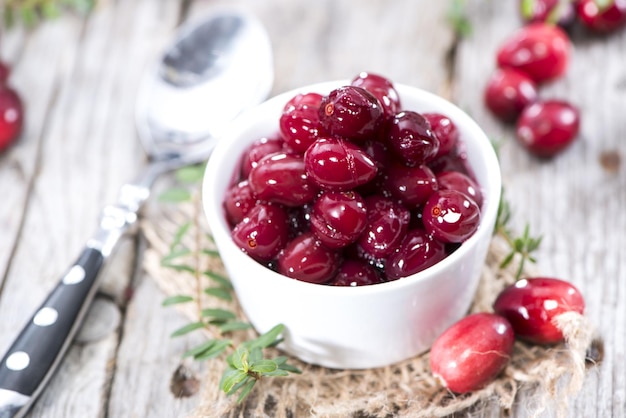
[0,0,624,416]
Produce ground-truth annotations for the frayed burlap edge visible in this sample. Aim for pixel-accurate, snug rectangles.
[141,202,595,418]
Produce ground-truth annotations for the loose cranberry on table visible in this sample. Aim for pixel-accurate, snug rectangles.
[496,22,570,83]
[0,84,24,153]
[576,0,626,33]
[484,67,538,123]
[422,189,481,243]
[318,85,384,142]
[493,277,585,344]
[277,232,341,284]
[519,0,575,26]
[350,72,401,119]
[430,313,515,394]
[516,99,580,158]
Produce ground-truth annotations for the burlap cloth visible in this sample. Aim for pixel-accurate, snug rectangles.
[141,200,598,418]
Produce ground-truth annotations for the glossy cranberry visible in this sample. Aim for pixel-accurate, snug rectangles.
[304,137,378,190]
[516,100,580,158]
[356,195,411,259]
[496,22,570,83]
[437,171,483,208]
[0,85,24,152]
[427,143,471,176]
[319,86,384,142]
[231,203,290,261]
[387,111,439,166]
[576,0,626,32]
[248,152,317,206]
[277,232,341,284]
[350,72,401,118]
[356,139,390,195]
[519,0,575,26]
[383,162,438,208]
[330,259,382,286]
[430,313,514,394]
[423,113,459,158]
[423,190,481,243]
[310,191,368,249]
[386,229,446,280]
[493,277,585,344]
[224,180,257,225]
[484,68,539,123]
[241,136,283,178]
[279,93,323,153]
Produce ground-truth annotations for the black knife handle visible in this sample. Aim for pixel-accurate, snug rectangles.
[0,247,104,417]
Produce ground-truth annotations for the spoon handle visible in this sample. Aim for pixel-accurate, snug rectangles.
[0,183,145,418]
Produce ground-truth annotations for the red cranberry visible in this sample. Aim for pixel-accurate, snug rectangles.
[383,162,438,208]
[223,180,257,225]
[304,137,378,190]
[231,203,290,261]
[277,232,341,284]
[516,100,580,158]
[310,191,368,249]
[423,113,459,158]
[493,277,585,344]
[576,0,626,32]
[241,136,283,179]
[356,195,410,259]
[330,259,382,286]
[248,152,317,206]
[428,143,471,176]
[423,190,481,243]
[430,313,514,394]
[0,85,24,152]
[437,171,483,208]
[279,93,323,153]
[350,72,401,118]
[387,111,439,166]
[319,86,384,142]
[386,229,446,280]
[519,0,575,26]
[496,22,570,83]
[484,68,539,123]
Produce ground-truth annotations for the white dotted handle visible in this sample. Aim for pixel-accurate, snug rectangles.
[0,248,104,418]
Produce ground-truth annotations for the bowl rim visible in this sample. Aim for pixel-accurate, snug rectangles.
[202,80,502,297]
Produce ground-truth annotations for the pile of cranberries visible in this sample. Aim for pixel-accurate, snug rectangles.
[430,276,586,393]
[223,72,484,286]
[0,60,24,153]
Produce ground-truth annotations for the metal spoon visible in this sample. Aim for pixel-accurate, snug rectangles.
[0,9,273,418]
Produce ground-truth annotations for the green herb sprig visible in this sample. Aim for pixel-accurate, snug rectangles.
[159,164,300,404]
[2,0,95,28]
[447,0,472,38]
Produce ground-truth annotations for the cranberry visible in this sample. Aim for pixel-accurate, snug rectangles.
[277,232,341,284]
[231,203,290,261]
[248,152,317,206]
[428,143,471,176]
[519,0,575,26]
[484,68,539,123]
[386,229,446,280]
[304,137,378,190]
[387,111,439,166]
[319,86,384,142]
[356,139,390,195]
[241,136,283,178]
[423,113,459,158]
[493,277,585,344]
[350,72,401,119]
[223,180,257,225]
[383,162,438,208]
[356,195,410,259]
[516,100,580,158]
[423,190,481,243]
[310,191,368,249]
[279,93,323,153]
[496,22,570,83]
[437,171,483,208]
[0,85,24,152]
[576,0,626,33]
[330,259,382,286]
[430,313,514,394]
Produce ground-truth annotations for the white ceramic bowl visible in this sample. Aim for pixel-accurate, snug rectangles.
[202,81,501,369]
